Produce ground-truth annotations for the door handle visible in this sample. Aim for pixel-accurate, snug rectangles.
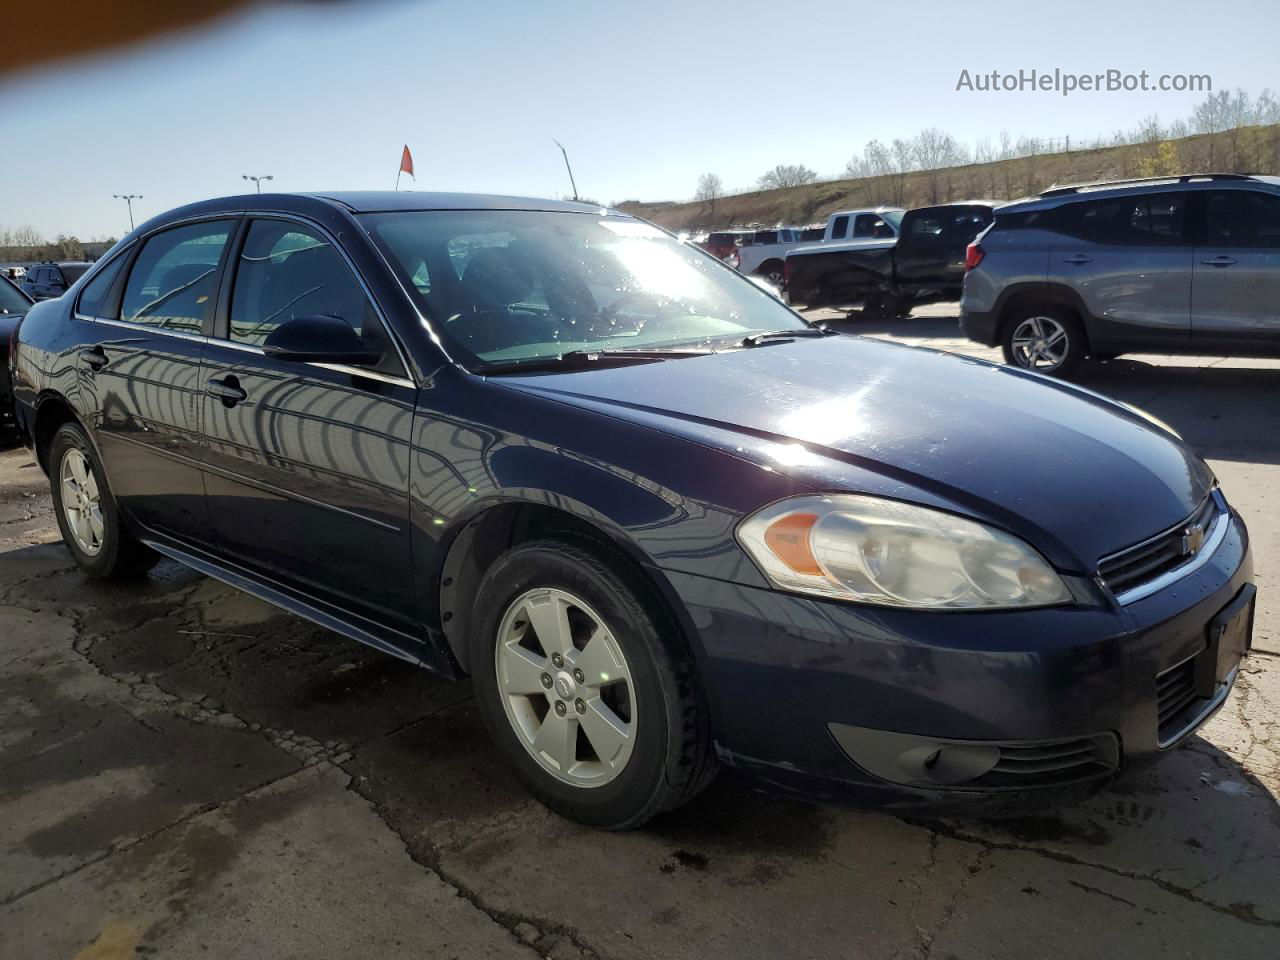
[79,345,108,370]
[1062,254,1092,264]
[206,376,248,406]
[1201,256,1237,266]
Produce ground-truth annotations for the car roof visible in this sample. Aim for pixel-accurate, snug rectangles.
[129,191,622,237]
[1000,174,1280,214]
[310,191,611,214]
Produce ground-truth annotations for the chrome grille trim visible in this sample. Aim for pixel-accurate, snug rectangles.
[1099,490,1230,606]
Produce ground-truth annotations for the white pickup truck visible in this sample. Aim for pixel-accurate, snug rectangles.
[818,206,904,242]
[727,228,808,286]
[727,209,904,286]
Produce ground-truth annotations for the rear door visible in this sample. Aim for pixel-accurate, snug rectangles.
[199,216,418,629]
[1049,191,1192,349]
[81,219,236,543]
[1191,189,1280,350]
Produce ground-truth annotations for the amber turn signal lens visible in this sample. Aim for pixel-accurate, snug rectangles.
[763,513,822,576]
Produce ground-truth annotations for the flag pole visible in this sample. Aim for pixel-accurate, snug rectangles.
[396,168,401,191]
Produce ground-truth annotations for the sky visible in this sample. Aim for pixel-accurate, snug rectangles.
[1,0,1276,238]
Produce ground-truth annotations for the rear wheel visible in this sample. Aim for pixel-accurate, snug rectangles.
[470,540,715,829]
[1001,307,1087,376]
[757,261,784,287]
[49,423,158,579]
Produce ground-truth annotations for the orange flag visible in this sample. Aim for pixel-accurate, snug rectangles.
[400,145,415,178]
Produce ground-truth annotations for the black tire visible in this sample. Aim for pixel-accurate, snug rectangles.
[49,422,159,580]
[1000,306,1087,377]
[757,262,784,287]
[470,539,716,829]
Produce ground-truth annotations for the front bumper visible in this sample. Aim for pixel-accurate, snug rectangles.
[669,507,1251,807]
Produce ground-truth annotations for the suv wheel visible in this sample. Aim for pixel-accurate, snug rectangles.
[1002,308,1086,376]
[49,423,159,579]
[470,540,715,829]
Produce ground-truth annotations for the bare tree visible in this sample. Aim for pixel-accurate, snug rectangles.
[757,164,818,190]
[693,172,724,227]
[914,128,961,203]
[694,172,723,202]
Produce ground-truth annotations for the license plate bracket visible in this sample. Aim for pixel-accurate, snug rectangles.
[1195,583,1255,699]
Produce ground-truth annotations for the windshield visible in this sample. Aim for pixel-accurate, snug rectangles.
[361,211,810,370]
[881,210,904,231]
[0,277,31,314]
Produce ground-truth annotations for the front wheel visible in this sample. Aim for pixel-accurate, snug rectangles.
[1001,308,1087,376]
[470,540,715,829]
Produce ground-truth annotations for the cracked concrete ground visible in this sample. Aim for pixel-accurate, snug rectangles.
[2,307,1279,959]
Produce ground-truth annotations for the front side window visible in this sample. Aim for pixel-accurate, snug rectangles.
[229,219,403,374]
[854,214,892,238]
[119,221,232,332]
[362,210,811,370]
[1204,190,1280,248]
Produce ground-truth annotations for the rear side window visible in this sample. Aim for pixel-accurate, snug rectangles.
[907,213,946,238]
[120,221,232,332]
[829,215,849,239]
[1057,193,1186,245]
[755,230,779,245]
[77,254,128,318]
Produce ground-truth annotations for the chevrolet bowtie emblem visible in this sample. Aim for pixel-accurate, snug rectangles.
[1181,522,1206,556]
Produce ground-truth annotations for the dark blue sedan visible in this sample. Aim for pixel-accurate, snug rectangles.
[10,192,1254,828]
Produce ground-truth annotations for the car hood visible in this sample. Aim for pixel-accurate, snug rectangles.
[494,336,1213,570]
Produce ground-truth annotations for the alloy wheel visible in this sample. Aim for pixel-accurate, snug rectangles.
[494,587,637,788]
[60,448,104,556]
[1010,316,1069,370]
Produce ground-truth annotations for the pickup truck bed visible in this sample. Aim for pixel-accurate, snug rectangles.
[784,202,994,311]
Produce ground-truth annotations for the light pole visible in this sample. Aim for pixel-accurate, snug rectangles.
[553,140,579,202]
[113,194,142,231]
[242,174,274,193]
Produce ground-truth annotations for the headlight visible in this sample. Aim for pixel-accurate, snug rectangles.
[737,495,1070,609]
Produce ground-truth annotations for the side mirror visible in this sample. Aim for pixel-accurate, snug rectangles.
[262,315,382,365]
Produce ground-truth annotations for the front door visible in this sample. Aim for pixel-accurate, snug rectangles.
[83,219,236,544]
[199,217,417,629]
[1191,189,1280,351]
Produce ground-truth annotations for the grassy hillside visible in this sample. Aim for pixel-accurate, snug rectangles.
[617,125,1280,231]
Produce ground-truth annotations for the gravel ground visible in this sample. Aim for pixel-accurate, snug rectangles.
[2,306,1278,959]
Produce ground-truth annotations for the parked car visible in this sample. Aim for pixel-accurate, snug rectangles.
[21,261,93,300]
[961,173,1280,375]
[12,191,1253,829]
[0,275,34,438]
[697,229,754,260]
[785,202,995,313]
[730,227,809,286]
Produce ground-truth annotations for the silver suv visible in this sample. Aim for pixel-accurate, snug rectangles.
[960,173,1280,375]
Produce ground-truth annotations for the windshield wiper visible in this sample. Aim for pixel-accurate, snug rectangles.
[741,326,835,347]
[479,347,713,376]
